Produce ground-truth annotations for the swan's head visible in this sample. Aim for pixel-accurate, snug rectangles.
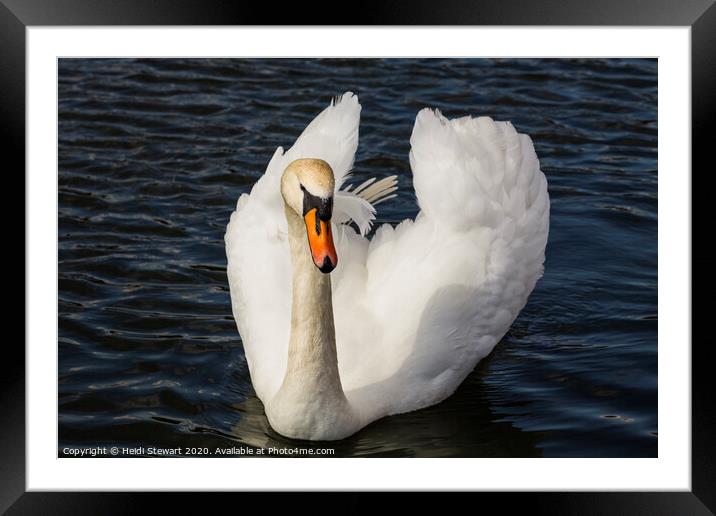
[281,158,337,274]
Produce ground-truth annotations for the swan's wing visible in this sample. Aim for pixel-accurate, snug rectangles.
[225,92,362,402]
[410,109,549,240]
[338,109,550,422]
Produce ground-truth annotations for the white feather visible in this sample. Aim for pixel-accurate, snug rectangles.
[334,190,375,236]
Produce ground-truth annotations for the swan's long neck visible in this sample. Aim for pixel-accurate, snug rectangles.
[283,205,341,390]
[266,206,355,440]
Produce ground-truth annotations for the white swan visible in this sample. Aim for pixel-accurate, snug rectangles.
[225,92,549,440]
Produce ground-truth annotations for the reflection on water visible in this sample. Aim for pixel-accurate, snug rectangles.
[58,58,657,457]
[230,355,542,458]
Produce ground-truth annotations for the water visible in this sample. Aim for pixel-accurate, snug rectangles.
[58,58,657,457]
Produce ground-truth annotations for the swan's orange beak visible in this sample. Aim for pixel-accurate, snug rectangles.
[304,208,337,273]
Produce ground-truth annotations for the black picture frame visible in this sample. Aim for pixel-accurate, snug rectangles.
[5,0,713,512]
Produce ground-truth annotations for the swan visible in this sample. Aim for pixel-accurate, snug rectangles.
[225,92,549,440]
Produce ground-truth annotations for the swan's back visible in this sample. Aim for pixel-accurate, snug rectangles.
[226,94,549,428]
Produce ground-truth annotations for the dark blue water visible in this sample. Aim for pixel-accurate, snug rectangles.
[58,58,657,457]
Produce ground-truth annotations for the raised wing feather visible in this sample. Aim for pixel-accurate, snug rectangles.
[337,109,549,422]
[225,92,364,400]
[334,175,399,236]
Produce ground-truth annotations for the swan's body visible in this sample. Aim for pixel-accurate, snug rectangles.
[225,92,549,440]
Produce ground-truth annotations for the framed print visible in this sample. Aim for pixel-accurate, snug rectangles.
[6,0,714,512]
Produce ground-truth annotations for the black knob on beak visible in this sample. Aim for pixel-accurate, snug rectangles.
[302,185,333,221]
[317,196,333,222]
